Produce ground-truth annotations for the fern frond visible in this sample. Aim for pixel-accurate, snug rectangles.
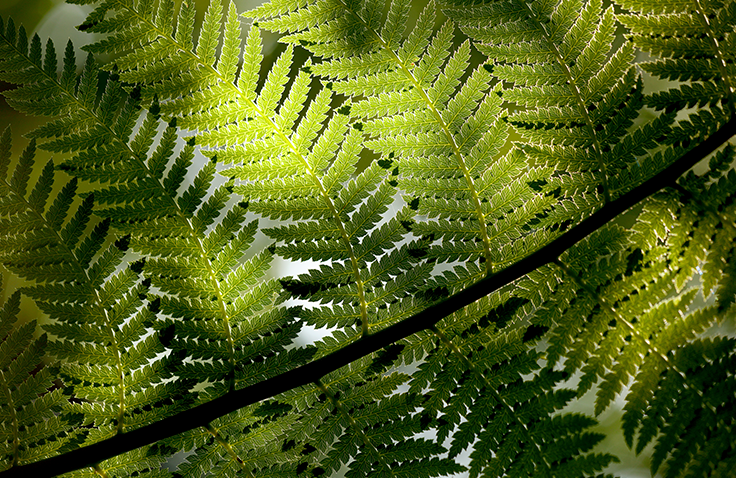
[260,119,433,340]
[272,359,464,477]
[616,0,736,141]
[0,21,309,474]
[0,128,185,457]
[2,13,306,402]
[247,0,557,296]
[671,144,736,307]
[58,446,171,478]
[78,108,308,400]
[406,293,616,478]
[72,0,433,341]
[1,0,735,476]
[155,400,301,478]
[443,0,675,217]
[623,337,736,478]
[517,142,735,422]
[0,277,79,471]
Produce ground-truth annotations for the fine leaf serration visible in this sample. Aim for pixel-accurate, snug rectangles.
[0,0,734,477]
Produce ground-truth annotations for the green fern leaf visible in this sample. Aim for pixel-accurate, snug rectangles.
[616,0,736,141]
[624,337,736,477]
[0,279,79,471]
[0,129,180,476]
[444,0,675,218]
[248,0,555,295]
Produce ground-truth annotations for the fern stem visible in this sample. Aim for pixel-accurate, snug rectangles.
[314,380,395,476]
[429,325,551,472]
[335,0,496,274]
[92,464,109,478]
[521,0,612,203]
[692,0,736,118]
[205,423,254,477]
[552,258,723,419]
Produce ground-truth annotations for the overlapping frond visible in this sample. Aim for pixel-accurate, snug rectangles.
[160,401,301,478]
[443,0,674,214]
[71,0,432,342]
[58,447,171,478]
[0,126,180,445]
[245,108,433,342]
[616,0,736,141]
[622,337,736,478]
[247,0,555,292]
[0,127,180,478]
[516,144,735,473]
[0,18,312,475]
[65,103,307,403]
[2,12,305,401]
[0,0,734,476]
[0,276,78,471]
[404,292,616,478]
[265,358,464,478]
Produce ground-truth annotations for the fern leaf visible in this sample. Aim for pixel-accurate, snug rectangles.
[405,294,616,477]
[2,13,306,402]
[0,279,79,471]
[616,0,736,141]
[248,0,556,297]
[624,337,736,478]
[443,0,675,222]
[69,0,433,344]
[0,23,311,477]
[0,129,181,477]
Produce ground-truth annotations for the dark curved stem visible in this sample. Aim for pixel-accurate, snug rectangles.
[1,118,734,478]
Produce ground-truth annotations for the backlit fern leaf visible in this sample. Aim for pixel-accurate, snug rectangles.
[4,12,307,402]
[624,337,736,478]
[616,0,736,142]
[406,293,616,478]
[69,105,307,402]
[270,358,464,477]
[673,145,736,308]
[0,0,735,477]
[516,143,735,446]
[444,0,674,215]
[0,129,176,473]
[250,114,433,342]
[0,277,78,471]
[247,0,555,293]
[517,205,724,413]
[74,0,434,343]
[0,18,312,474]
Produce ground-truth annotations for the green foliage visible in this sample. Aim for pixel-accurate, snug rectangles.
[0,0,735,477]
[0,276,78,471]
